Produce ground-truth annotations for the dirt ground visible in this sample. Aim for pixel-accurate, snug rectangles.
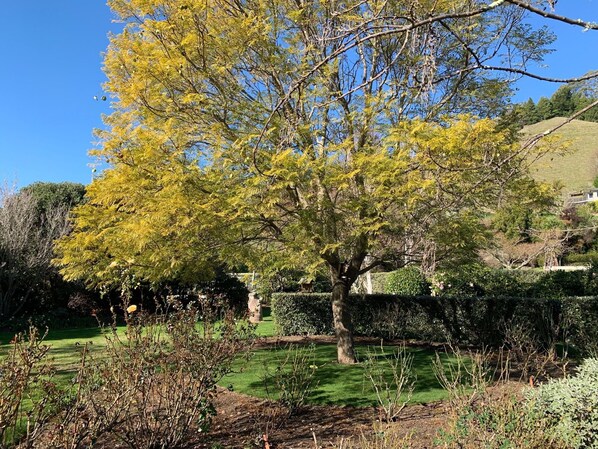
[192,388,448,449]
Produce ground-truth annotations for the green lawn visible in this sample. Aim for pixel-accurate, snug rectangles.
[0,312,276,367]
[2,313,453,410]
[221,343,455,406]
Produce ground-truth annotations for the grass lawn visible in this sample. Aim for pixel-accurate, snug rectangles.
[2,312,454,411]
[0,311,276,367]
[221,343,455,406]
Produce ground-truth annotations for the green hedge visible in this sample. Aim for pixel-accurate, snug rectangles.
[271,293,598,352]
[430,265,594,299]
[356,265,598,297]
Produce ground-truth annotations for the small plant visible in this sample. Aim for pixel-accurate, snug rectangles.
[363,345,414,423]
[261,344,319,415]
[432,345,492,409]
[434,344,571,448]
[335,424,413,449]
[436,392,568,448]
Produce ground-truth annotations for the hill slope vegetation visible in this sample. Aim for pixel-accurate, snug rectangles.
[523,118,598,193]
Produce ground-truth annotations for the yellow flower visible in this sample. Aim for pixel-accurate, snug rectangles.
[126,304,138,313]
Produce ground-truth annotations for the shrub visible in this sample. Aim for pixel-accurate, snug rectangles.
[195,266,249,316]
[0,327,60,448]
[433,345,568,448]
[528,270,587,299]
[561,296,598,356]
[261,344,319,415]
[430,266,593,299]
[47,304,255,449]
[363,345,414,423]
[271,293,598,351]
[438,393,568,448]
[429,265,521,297]
[563,251,598,266]
[583,261,598,295]
[334,426,414,449]
[271,293,333,335]
[531,358,598,449]
[385,267,429,296]
[253,269,332,302]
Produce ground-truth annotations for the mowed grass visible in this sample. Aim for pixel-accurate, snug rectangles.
[2,312,454,409]
[0,312,277,371]
[221,344,456,406]
[523,117,598,194]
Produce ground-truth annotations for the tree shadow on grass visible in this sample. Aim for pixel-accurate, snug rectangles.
[223,343,459,407]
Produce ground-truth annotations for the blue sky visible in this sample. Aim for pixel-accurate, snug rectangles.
[1,1,597,189]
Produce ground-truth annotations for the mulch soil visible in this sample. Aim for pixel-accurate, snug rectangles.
[192,388,448,449]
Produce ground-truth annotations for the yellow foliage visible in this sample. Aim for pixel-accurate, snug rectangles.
[56,0,564,288]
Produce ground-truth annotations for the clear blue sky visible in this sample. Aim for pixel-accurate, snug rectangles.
[1,1,597,189]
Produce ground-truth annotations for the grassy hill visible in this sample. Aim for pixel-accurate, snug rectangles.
[522,117,598,194]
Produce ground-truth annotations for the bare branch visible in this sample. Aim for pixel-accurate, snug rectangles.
[505,0,598,30]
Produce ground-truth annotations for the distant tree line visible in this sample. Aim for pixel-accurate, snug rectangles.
[0,182,87,324]
[504,76,598,128]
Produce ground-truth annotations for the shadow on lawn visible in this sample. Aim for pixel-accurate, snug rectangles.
[226,343,456,407]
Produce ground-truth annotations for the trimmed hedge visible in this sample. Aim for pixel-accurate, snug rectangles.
[271,293,598,352]
[354,265,598,297]
[271,293,333,335]
[430,265,594,299]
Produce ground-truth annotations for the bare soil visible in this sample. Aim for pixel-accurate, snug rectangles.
[192,388,448,449]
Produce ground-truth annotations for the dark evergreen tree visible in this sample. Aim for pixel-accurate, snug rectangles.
[536,97,554,120]
[550,86,575,117]
[520,98,540,125]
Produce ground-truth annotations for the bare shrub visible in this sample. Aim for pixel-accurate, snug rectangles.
[261,343,319,416]
[335,425,413,449]
[363,345,414,423]
[433,343,569,448]
[432,345,493,409]
[436,391,568,449]
[0,327,59,449]
[45,304,254,449]
[501,314,570,382]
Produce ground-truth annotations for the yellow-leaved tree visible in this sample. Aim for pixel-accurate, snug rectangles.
[56,0,597,363]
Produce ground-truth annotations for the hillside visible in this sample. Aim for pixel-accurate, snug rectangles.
[522,118,598,194]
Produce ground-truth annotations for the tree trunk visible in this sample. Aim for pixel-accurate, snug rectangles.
[331,278,357,364]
